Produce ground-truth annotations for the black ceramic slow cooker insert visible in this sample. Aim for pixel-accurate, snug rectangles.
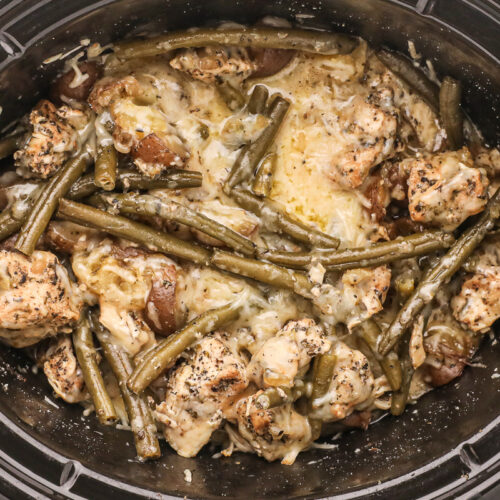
[0,0,499,498]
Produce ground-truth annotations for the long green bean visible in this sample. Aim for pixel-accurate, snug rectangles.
[308,349,337,440]
[247,85,269,115]
[252,153,276,197]
[439,76,464,150]
[4,168,200,244]
[377,49,439,111]
[15,154,87,255]
[390,332,413,416]
[0,132,23,160]
[379,188,500,356]
[356,319,402,391]
[230,187,340,249]
[128,303,241,394]
[210,249,313,297]
[225,96,289,189]
[92,313,161,460]
[94,192,256,256]
[68,168,202,200]
[72,314,117,425]
[57,199,211,265]
[94,145,118,191]
[114,27,357,60]
[260,230,454,270]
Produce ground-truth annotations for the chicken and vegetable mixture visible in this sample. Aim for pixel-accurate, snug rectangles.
[0,23,499,464]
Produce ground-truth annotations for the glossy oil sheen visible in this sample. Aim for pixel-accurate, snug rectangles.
[0,0,499,498]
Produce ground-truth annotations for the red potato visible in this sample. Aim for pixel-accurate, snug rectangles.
[51,62,102,104]
[249,48,296,78]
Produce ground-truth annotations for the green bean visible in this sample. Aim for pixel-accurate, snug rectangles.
[255,380,308,410]
[72,314,117,425]
[217,82,245,111]
[94,145,118,191]
[68,168,202,200]
[210,249,313,297]
[260,230,454,270]
[379,187,500,356]
[128,303,241,394]
[247,85,269,115]
[356,319,402,391]
[94,192,256,256]
[0,132,23,160]
[225,96,289,189]
[57,199,211,265]
[439,76,464,150]
[15,154,87,255]
[377,49,439,111]
[390,332,413,416]
[114,27,357,60]
[91,313,161,460]
[252,153,276,197]
[230,187,340,249]
[308,349,337,440]
[0,210,22,242]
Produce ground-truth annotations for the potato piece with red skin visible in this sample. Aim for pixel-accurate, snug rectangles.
[50,61,102,104]
[144,264,180,337]
[249,48,295,78]
[130,133,188,176]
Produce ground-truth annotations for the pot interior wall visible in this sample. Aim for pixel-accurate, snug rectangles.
[0,1,499,498]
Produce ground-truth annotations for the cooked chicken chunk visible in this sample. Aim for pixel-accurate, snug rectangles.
[155,334,248,457]
[330,92,398,189]
[88,75,141,113]
[72,242,179,353]
[452,267,500,332]
[0,250,81,348]
[407,148,489,230]
[39,335,88,403]
[248,319,330,388]
[170,47,257,84]
[14,100,87,179]
[314,266,391,329]
[235,394,311,464]
[309,342,374,421]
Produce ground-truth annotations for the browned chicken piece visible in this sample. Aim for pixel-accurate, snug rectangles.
[155,334,248,457]
[87,75,141,113]
[170,47,257,84]
[14,100,87,179]
[330,91,398,189]
[234,393,311,464]
[309,342,374,422]
[314,266,391,329]
[407,147,489,230]
[39,335,88,403]
[422,313,479,387]
[451,267,500,333]
[0,250,81,348]
[248,318,330,388]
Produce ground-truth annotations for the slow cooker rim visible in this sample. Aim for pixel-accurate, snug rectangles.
[0,0,499,498]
